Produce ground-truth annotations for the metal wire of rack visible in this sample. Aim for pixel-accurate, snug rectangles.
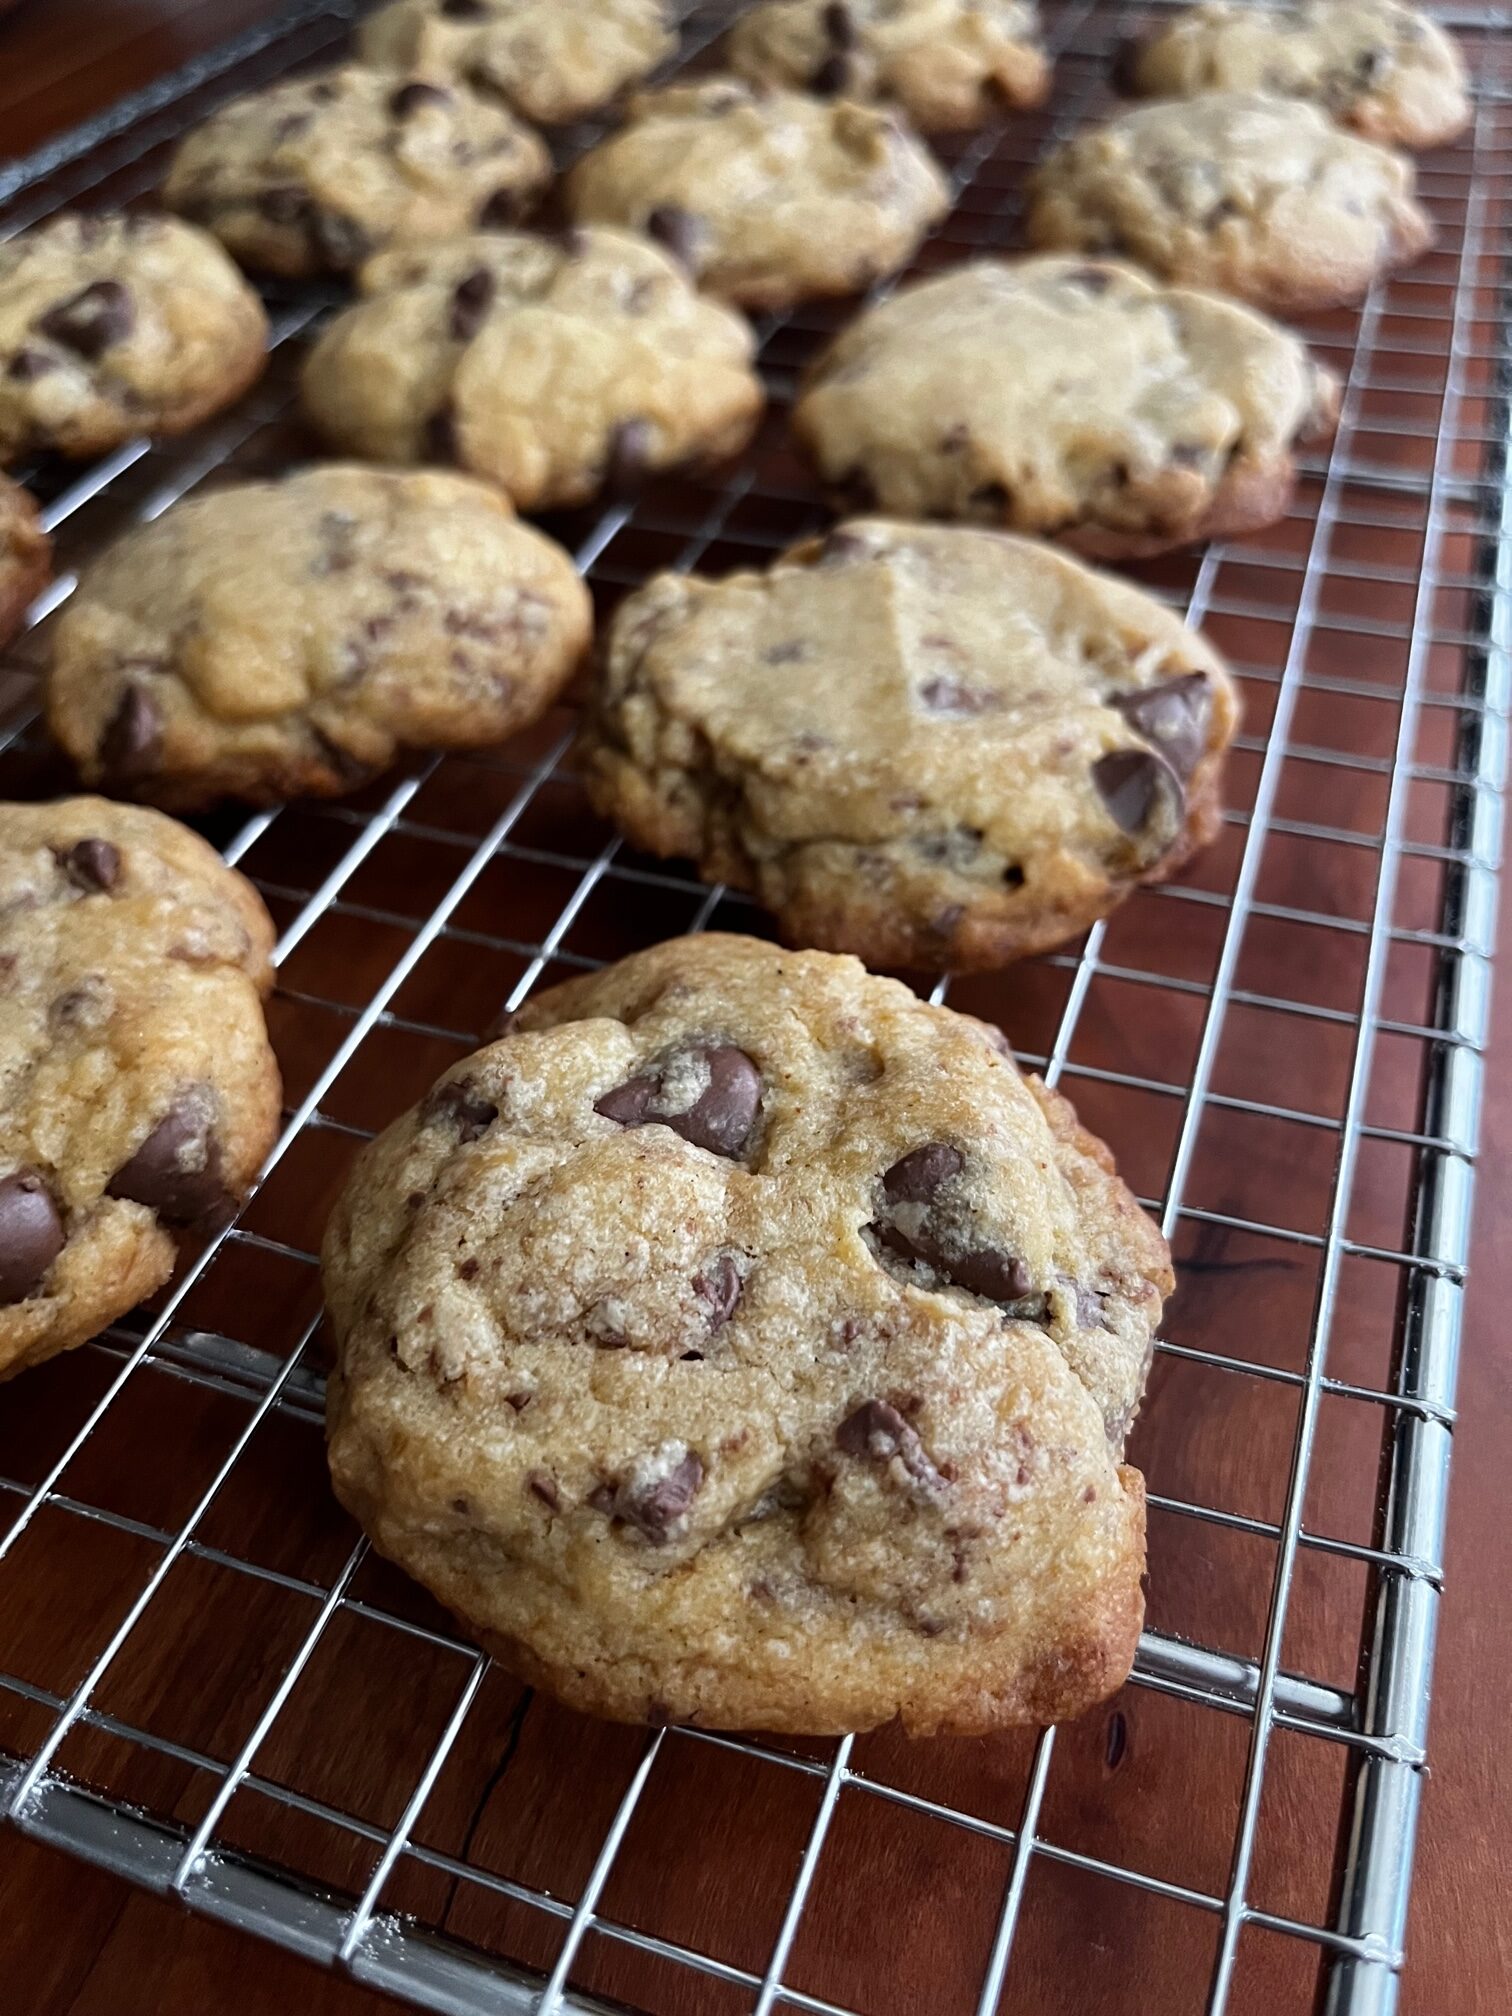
[0,2,1507,2013]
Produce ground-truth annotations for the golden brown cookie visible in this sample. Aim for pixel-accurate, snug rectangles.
[0,477,50,649]
[324,932,1171,1734]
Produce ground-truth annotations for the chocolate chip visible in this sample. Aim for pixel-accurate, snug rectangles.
[424,405,458,464]
[1003,863,1025,889]
[836,1399,942,1488]
[0,1170,64,1305]
[1108,672,1211,781]
[644,204,704,270]
[107,1089,226,1222]
[478,185,527,228]
[1076,1282,1112,1330]
[310,210,372,268]
[817,528,870,565]
[595,1044,761,1159]
[424,1079,498,1140]
[100,686,162,779]
[968,480,1010,514]
[1093,748,1182,835]
[258,184,313,226]
[527,1470,560,1510]
[1064,266,1114,295]
[610,1449,704,1543]
[458,1255,480,1280]
[823,0,856,47]
[874,1145,1035,1305]
[764,640,809,665]
[810,51,850,93]
[692,1253,742,1329]
[449,266,495,340]
[1168,442,1211,469]
[37,279,134,358]
[390,81,453,116]
[310,726,373,786]
[919,676,1000,715]
[7,348,55,381]
[605,416,653,496]
[59,838,120,892]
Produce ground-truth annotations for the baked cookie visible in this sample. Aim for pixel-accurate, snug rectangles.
[301,229,763,512]
[1118,0,1470,152]
[46,466,591,811]
[357,0,675,126]
[0,797,279,1382]
[728,0,1050,132]
[564,78,950,310]
[580,521,1238,971]
[1024,93,1432,315]
[0,478,50,649]
[0,212,267,465]
[793,257,1339,558]
[324,932,1172,1734]
[162,65,552,279]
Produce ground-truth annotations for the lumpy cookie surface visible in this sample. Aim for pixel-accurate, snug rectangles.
[728,0,1050,131]
[324,933,1172,1734]
[580,520,1239,971]
[0,798,278,1381]
[162,65,552,278]
[1122,0,1469,151]
[46,466,591,810]
[301,229,763,512]
[793,256,1339,557]
[358,0,675,125]
[0,212,266,463]
[1026,92,1432,314]
[0,477,50,649]
[564,77,950,310]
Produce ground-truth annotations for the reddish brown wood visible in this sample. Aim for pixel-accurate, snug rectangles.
[0,7,1507,2016]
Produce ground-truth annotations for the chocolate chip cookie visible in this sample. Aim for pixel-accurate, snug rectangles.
[1025,93,1432,315]
[0,477,50,649]
[0,797,279,1382]
[564,78,950,310]
[301,229,764,512]
[580,521,1239,971]
[728,0,1050,132]
[793,257,1339,558]
[357,0,676,126]
[1119,0,1470,152]
[324,931,1171,1733]
[0,212,267,465]
[162,65,552,279]
[45,466,591,811]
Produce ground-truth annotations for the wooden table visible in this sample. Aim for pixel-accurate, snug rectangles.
[0,2,1507,2011]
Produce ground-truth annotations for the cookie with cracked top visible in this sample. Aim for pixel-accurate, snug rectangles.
[564,77,950,311]
[579,520,1239,971]
[0,797,279,1382]
[357,0,676,126]
[162,64,552,280]
[323,931,1172,1733]
[728,0,1050,132]
[1119,0,1469,152]
[0,212,267,465]
[301,229,764,513]
[793,256,1339,558]
[0,477,50,648]
[1025,93,1432,315]
[45,466,591,811]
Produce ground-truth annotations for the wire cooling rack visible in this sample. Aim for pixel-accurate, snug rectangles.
[0,2,1508,2012]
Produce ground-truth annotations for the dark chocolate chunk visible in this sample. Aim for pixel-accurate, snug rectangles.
[692,1252,742,1329]
[100,685,162,780]
[37,279,134,358]
[258,185,313,226]
[59,837,121,892]
[644,204,705,271]
[478,184,528,228]
[883,1143,963,1204]
[527,1470,561,1510]
[423,1079,498,1141]
[310,210,373,269]
[1108,672,1211,780]
[1065,265,1114,294]
[595,1044,761,1159]
[919,676,1000,715]
[449,265,496,340]
[613,1450,704,1543]
[823,0,856,46]
[107,1089,226,1222]
[0,1170,64,1305]
[7,348,55,382]
[836,1398,943,1488]
[810,51,850,94]
[874,1144,1035,1305]
[1092,747,1182,835]
[390,81,453,116]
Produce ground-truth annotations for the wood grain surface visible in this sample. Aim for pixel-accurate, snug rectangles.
[0,4,1508,2014]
